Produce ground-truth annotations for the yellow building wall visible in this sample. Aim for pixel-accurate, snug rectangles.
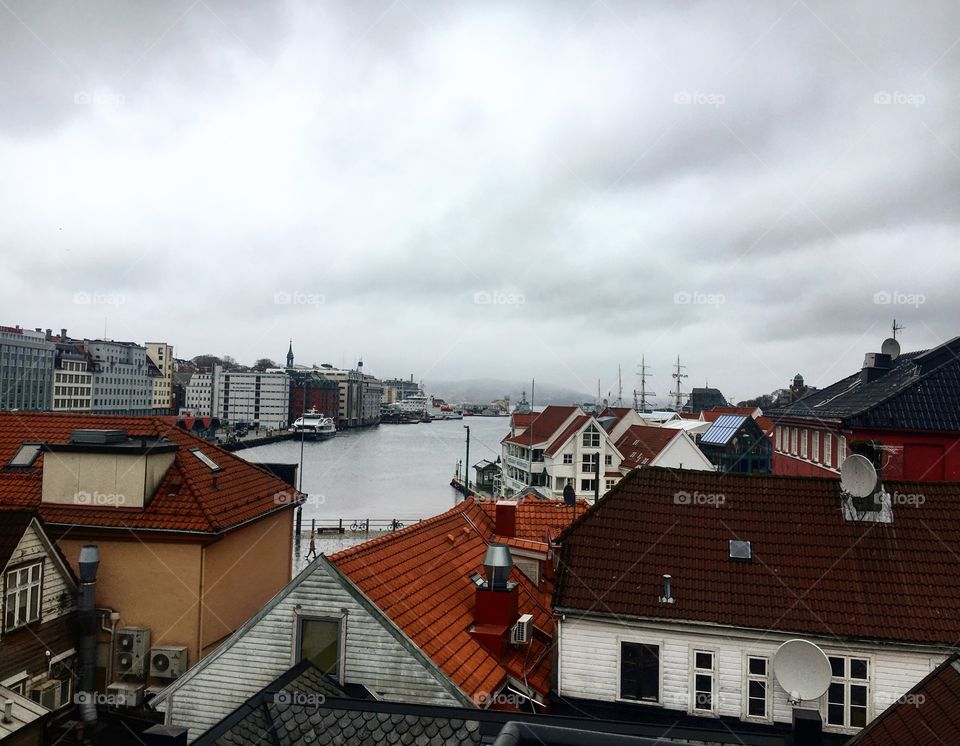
[199,509,294,655]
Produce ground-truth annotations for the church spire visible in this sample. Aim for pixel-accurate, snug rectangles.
[286,340,294,368]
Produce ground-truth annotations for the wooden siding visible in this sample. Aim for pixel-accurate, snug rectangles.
[3,521,75,628]
[158,561,462,742]
[558,615,949,736]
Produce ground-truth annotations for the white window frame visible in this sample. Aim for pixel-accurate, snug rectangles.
[291,610,347,684]
[582,426,601,448]
[689,648,717,716]
[812,431,820,463]
[616,637,664,705]
[825,433,833,467]
[775,426,782,452]
[1,671,28,696]
[791,428,798,455]
[823,654,871,733]
[801,429,808,459]
[839,436,847,465]
[562,453,573,464]
[743,654,772,723]
[605,479,616,491]
[4,560,43,631]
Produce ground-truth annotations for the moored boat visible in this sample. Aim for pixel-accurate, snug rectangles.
[291,409,337,439]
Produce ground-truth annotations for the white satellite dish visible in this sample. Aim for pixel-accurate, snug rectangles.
[773,639,832,703]
[881,337,901,360]
[840,455,878,498]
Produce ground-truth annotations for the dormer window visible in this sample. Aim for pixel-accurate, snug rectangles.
[4,561,43,631]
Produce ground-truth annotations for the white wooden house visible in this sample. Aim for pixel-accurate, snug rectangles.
[553,467,960,739]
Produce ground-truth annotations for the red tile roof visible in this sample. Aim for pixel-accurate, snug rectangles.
[0,412,301,534]
[555,467,960,645]
[848,654,960,745]
[614,425,678,469]
[544,414,591,457]
[330,496,583,704]
[502,406,578,448]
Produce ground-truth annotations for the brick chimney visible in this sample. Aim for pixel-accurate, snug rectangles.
[495,500,518,537]
[471,544,519,659]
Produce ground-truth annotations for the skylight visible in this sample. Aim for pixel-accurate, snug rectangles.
[7,443,41,468]
[190,448,222,472]
[729,540,753,562]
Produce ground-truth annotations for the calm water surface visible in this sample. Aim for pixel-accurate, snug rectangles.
[240,416,510,527]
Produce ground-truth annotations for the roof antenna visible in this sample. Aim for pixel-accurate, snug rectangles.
[892,319,905,340]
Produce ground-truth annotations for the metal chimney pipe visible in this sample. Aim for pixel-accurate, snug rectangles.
[1,699,12,724]
[660,574,674,603]
[77,545,100,726]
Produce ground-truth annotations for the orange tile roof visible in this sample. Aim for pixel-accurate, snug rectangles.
[0,412,301,534]
[615,425,678,469]
[329,496,582,705]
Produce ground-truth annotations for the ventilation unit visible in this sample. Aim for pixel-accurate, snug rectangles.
[149,646,188,680]
[116,627,151,678]
[106,681,145,707]
[511,614,534,645]
[29,679,62,710]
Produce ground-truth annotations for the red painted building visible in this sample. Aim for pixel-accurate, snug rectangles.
[770,336,960,482]
[287,372,340,426]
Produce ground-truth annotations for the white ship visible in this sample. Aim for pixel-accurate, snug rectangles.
[291,409,337,439]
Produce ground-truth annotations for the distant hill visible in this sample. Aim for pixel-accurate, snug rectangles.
[425,378,593,407]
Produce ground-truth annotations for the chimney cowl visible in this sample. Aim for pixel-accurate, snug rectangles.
[78,545,100,583]
[482,543,513,590]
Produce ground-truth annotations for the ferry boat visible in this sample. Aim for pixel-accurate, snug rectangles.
[291,409,337,440]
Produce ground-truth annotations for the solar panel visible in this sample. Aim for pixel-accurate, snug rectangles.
[700,415,748,445]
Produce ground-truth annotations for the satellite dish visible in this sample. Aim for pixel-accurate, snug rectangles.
[840,455,878,498]
[881,337,901,360]
[773,639,832,702]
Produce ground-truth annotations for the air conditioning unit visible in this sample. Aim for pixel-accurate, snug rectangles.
[107,681,145,708]
[511,614,534,645]
[116,627,151,678]
[149,646,188,680]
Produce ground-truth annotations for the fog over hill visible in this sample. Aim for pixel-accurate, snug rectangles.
[425,379,593,407]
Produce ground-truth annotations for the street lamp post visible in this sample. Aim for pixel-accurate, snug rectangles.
[463,425,471,492]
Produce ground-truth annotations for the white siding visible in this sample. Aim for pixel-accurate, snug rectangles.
[559,615,949,735]
[158,561,462,742]
[652,433,715,471]
[4,522,76,624]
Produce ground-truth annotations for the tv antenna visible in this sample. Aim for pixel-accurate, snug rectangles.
[636,356,655,412]
[671,355,688,411]
[616,365,623,407]
[892,319,904,340]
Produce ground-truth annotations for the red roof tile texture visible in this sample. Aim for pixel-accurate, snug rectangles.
[849,655,960,745]
[330,496,581,704]
[502,406,578,448]
[555,466,960,645]
[544,415,590,457]
[614,425,677,469]
[0,412,299,534]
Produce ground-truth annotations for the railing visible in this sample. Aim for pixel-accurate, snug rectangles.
[308,518,423,534]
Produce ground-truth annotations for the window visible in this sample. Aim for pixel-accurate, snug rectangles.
[605,479,616,491]
[775,426,782,452]
[580,479,596,492]
[581,454,598,473]
[827,656,869,729]
[620,642,659,702]
[691,650,715,713]
[604,454,612,466]
[745,656,770,720]
[562,454,573,464]
[825,433,833,467]
[791,428,798,455]
[582,426,600,448]
[839,436,847,465]
[4,562,43,630]
[295,616,342,681]
[813,431,820,463]
[801,429,808,459]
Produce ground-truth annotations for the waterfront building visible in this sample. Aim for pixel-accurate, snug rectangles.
[317,364,381,427]
[286,370,340,426]
[217,368,291,429]
[84,338,152,414]
[381,376,422,404]
[145,342,175,414]
[0,325,55,411]
[184,368,215,416]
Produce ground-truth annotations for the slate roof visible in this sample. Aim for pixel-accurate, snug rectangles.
[0,412,302,533]
[614,425,678,469]
[770,337,960,431]
[554,466,960,645]
[847,654,960,745]
[329,496,581,704]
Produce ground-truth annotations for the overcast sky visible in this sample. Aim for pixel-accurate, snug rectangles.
[2,0,958,404]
